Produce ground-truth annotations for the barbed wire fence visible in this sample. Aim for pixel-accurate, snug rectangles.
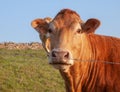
[0,42,120,65]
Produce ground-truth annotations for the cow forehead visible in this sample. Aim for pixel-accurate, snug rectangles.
[49,21,82,31]
[49,9,83,28]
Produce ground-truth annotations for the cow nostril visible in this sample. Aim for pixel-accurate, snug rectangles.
[51,50,70,59]
[52,51,56,57]
[64,52,69,59]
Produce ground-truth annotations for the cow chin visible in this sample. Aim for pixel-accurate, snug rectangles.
[48,57,73,71]
[51,64,72,72]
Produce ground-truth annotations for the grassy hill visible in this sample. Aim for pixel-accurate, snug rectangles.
[0,49,65,92]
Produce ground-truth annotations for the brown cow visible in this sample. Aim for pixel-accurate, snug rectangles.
[31,9,120,92]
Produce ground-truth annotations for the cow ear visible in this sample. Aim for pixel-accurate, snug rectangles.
[31,17,52,53]
[82,18,100,33]
[31,17,52,34]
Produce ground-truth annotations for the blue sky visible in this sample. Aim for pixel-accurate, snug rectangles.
[0,0,120,42]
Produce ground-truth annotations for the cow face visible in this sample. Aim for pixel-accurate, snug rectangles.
[31,9,100,71]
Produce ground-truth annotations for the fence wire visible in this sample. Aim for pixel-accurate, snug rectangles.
[71,59,120,65]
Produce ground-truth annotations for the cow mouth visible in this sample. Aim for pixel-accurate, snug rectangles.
[49,62,71,65]
[49,58,72,66]
[49,62,72,71]
[48,57,73,71]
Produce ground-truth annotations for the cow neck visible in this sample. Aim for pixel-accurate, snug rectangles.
[59,61,101,92]
[59,69,74,92]
[78,33,93,62]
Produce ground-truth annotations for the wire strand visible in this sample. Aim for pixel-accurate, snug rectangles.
[71,59,120,65]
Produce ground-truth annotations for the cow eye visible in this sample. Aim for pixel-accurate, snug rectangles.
[76,29,81,34]
[48,29,52,33]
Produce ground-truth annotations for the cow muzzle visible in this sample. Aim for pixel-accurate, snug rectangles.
[48,48,73,71]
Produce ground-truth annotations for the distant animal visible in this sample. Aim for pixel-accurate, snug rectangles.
[31,9,120,92]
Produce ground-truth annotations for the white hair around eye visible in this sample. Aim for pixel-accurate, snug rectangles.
[45,22,55,38]
[75,23,82,30]
[71,22,82,31]
[49,22,56,30]
[45,32,50,38]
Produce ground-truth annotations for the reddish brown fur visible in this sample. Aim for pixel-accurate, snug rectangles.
[31,9,120,92]
[60,34,120,92]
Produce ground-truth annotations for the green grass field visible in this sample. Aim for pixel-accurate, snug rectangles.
[0,49,65,92]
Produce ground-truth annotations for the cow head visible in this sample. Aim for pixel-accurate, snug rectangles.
[31,9,100,71]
